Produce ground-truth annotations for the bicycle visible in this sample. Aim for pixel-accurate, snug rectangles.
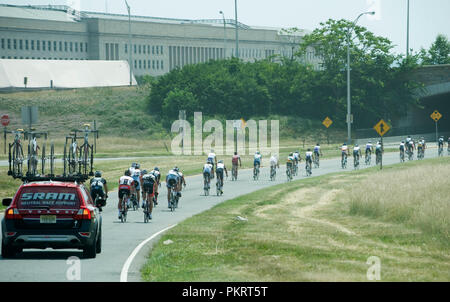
[293,161,298,176]
[365,152,371,165]
[417,149,424,160]
[169,184,178,212]
[270,165,277,181]
[8,129,25,177]
[143,197,152,223]
[400,150,405,162]
[341,154,347,169]
[253,164,260,181]
[438,145,443,157]
[231,164,238,181]
[354,155,360,170]
[204,173,211,196]
[216,175,224,196]
[376,152,382,165]
[286,164,293,181]
[120,194,129,223]
[305,161,312,176]
[76,124,97,176]
[94,195,107,212]
[407,149,414,161]
[313,155,320,169]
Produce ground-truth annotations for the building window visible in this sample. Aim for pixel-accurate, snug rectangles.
[75,42,78,52]
[20,40,24,50]
[25,40,29,50]
[152,60,155,69]
[31,40,35,50]
[148,60,150,69]
[161,46,164,55]
[125,44,127,54]
[1,38,4,49]
[59,41,62,51]
[134,44,136,54]
[85,42,88,52]
[161,60,164,70]
[143,45,146,54]
[134,60,137,69]
[156,60,159,69]
[139,60,142,69]
[37,40,41,51]
[43,41,46,51]
[152,46,155,55]
[139,45,141,54]
[105,44,110,60]
[13,39,17,50]
[64,42,67,52]
[7,39,11,49]
[147,45,150,54]
[70,42,73,52]
[53,41,56,52]
[156,46,159,55]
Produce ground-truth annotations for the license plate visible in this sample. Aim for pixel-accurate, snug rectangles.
[40,215,56,224]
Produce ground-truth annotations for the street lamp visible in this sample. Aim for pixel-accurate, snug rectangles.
[406,0,410,57]
[219,11,226,59]
[125,0,132,86]
[234,0,239,58]
[346,11,375,144]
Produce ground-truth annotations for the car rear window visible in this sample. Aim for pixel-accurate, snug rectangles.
[16,186,80,209]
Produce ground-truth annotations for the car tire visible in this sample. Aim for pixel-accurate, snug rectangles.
[1,240,16,258]
[83,237,97,259]
[95,227,102,254]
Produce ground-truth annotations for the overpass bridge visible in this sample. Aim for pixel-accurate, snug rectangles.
[356,64,450,141]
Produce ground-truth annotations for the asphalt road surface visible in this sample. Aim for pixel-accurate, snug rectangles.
[0,145,442,282]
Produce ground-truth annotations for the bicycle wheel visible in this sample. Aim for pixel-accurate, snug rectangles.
[144,201,149,223]
[69,143,76,174]
[50,143,55,176]
[41,143,46,175]
[12,142,24,177]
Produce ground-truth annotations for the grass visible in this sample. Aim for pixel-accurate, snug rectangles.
[141,157,450,282]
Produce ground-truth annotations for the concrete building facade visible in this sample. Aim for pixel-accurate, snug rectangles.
[0,4,320,77]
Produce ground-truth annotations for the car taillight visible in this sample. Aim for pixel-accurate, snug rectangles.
[75,207,92,220]
[5,207,22,220]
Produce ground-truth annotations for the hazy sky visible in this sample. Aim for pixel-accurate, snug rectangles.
[2,0,449,55]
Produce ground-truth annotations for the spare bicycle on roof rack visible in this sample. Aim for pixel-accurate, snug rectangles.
[6,123,99,184]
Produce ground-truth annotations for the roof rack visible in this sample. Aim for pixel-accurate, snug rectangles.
[15,173,90,183]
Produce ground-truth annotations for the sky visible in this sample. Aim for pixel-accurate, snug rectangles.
[1,0,449,55]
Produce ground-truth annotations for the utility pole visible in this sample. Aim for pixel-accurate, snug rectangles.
[234,0,239,58]
[406,0,410,57]
[125,0,132,86]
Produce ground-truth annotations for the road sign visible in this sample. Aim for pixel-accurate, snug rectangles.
[322,117,333,128]
[430,110,442,122]
[21,106,38,126]
[373,119,390,137]
[1,114,9,126]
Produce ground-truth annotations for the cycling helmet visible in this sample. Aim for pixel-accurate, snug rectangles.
[368,141,371,143]
[402,141,405,143]
[289,152,293,156]
[256,151,260,154]
[218,159,223,163]
[142,169,148,175]
[125,170,131,176]
[295,150,299,153]
[173,167,179,172]
[355,144,358,147]
[316,143,320,146]
[131,163,136,168]
[307,148,311,151]
[135,163,140,169]
[343,143,347,146]
[94,171,102,177]
[154,167,159,171]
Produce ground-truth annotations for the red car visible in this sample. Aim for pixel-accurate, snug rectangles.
[1,181,102,258]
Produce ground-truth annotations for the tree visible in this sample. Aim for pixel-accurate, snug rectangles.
[420,34,450,65]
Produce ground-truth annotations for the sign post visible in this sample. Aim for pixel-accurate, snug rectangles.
[430,110,442,143]
[1,114,9,154]
[322,117,333,145]
[373,119,390,170]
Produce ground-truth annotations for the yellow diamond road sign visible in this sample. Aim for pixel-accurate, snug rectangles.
[374,119,390,137]
[430,110,442,122]
[322,117,333,128]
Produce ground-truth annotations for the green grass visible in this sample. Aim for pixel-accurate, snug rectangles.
[141,157,450,282]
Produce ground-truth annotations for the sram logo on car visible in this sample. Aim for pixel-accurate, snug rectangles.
[21,192,77,201]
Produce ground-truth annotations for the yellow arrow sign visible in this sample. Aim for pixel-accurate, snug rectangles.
[374,119,390,137]
[322,117,333,128]
[430,110,442,122]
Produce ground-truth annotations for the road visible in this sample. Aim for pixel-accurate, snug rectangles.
[0,145,442,282]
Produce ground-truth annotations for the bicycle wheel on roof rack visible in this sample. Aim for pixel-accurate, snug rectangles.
[50,143,55,177]
[41,143,46,175]
[63,142,68,176]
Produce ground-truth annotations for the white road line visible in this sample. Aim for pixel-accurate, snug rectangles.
[120,224,178,282]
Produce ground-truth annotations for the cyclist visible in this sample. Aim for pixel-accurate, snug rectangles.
[166,167,180,208]
[207,149,217,179]
[215,160,228,194]
[90,171,108,211]
[399,141,406,160]
[365,141,373,159]
[174,167,186,198]
[293,150,300,166]
[254,151,262,176]
[150,167,161,205]
[417,140,424,159]
[287,152,295,176]
[141,170,157,219]
[231,151,241,179]
[438,136,444,154]
[420,137,426,157]
[118,170,135,220]
[353,144,362,166]
[203,160,213,190]
[375,141,383,163]
[129,162,137,175]
[408,139,415,155]
[131,163,142,206]
[270,154,279,176]
[313,143,322,163]
[305,149,313,174]
[341,143,349,165]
